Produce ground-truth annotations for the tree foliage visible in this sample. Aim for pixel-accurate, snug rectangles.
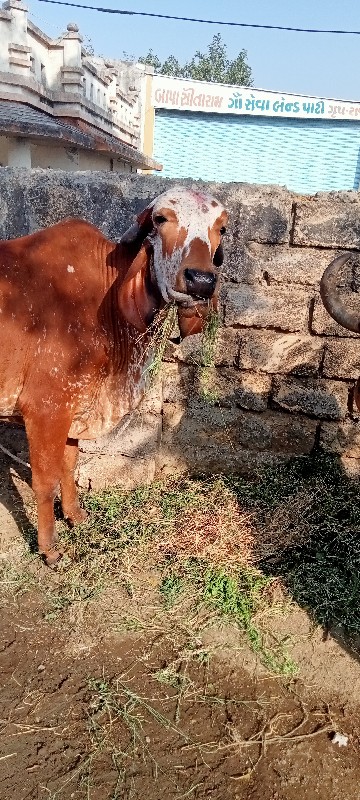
[139,33,253,87]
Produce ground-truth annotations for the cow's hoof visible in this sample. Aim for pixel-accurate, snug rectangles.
[42,549,63,569]
[74,507,88,524]
[65,507,88,527]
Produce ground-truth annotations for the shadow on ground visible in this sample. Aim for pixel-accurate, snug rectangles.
[0,421,37,553]
[225,450,360,662]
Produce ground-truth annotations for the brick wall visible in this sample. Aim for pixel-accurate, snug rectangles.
[1,169,360,486]
[160,189,360,479]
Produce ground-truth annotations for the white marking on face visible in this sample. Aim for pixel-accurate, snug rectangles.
[148,187,225,303]
[155,187,221,250]
[67,265,75,273]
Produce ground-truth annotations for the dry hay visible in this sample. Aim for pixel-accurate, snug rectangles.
[153,479,256,569]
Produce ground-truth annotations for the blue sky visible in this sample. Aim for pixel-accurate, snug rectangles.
[30,0,360,100]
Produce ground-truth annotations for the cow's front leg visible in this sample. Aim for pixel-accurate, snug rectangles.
[24,411,72,567]
[60,437,88,526]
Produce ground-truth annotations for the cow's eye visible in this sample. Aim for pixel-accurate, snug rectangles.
[154,214,167,225]
[220,226,227,235]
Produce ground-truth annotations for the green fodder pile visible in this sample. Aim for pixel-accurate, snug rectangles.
[44,475,295,673]
[64,451,360,638]
[61,475,254,579]
[3,451,360,671]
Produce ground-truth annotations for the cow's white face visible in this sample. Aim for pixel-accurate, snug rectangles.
[143,187,228,306]
[119,186,228,336]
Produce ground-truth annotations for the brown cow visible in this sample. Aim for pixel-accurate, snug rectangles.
[0,186,228,566]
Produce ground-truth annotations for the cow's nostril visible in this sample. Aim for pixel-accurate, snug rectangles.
[184,268,217,299]
[184,268,196,287]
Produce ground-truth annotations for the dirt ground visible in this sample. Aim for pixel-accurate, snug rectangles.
[2,588,360,800]
[1,432,360,800]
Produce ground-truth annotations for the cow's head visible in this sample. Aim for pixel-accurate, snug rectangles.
[118,187,228,337]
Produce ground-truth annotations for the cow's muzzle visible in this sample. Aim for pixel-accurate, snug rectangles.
[184,268,217,300]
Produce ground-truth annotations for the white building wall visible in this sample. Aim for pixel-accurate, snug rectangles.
[0,9,14,72]
[0,0,147,168]
[31,142,80,170]
[78,150,131,172]
[29,141,132,172]
[29,31,63,89]
[8,135,31,166]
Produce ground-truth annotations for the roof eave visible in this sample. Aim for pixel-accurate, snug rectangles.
[0,121,162,170]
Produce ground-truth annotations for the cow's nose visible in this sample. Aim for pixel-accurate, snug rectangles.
[184,269,217,299]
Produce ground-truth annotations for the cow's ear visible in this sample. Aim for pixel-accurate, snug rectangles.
[178,297,218,338]
[121,203,154,247]
[118,241,159,333]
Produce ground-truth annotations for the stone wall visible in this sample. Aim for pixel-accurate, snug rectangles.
[1,167,360,487]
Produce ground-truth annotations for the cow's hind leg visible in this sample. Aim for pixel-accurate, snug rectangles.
[24,411,72,567]
[60,438,88,526]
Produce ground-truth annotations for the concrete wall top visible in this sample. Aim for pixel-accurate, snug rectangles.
[0,166,293,241]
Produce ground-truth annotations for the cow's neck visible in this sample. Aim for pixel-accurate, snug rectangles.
[99,240,161,380]
[69,240,164,439]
